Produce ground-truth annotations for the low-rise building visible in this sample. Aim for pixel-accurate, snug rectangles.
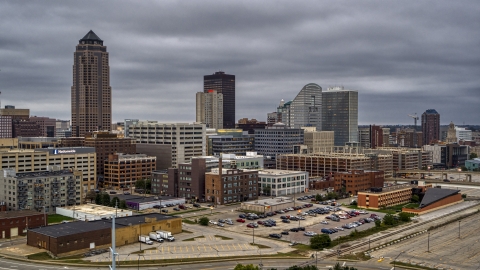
[0,168,82,213]
[402,188,463,215]
[333,170,384,195]
[27,213,182,257]
[465,158,480,171]
[241,197,295,213]
[55,204,133,221]
[258,169,308,196]
[205,167,259,205]
[357,184,412,209]
[0,210,45,239]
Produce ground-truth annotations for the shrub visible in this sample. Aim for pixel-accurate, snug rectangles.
[199,217,209,226]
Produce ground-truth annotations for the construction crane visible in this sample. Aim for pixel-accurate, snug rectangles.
[408,113,419,131]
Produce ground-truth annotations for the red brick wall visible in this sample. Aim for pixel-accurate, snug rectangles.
[403,194,463,215]
[0,213,44,239]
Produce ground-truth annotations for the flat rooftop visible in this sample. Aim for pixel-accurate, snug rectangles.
[59,204,126,216]
[358,184,413,195]
[242,197,293,206]
[258,169,304,176]
[113,194,177,203]
[0,210,43,219]
[29,213,178,238]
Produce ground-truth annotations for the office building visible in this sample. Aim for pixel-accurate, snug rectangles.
[366,147,432,171]
[423,143,469,168]
[30,116,56,137]
[84,132,136,186]
[456,127,472,142]
[0,105,29,120]
[357,184,413,209]
[358,127,370,148]
[56,120,70,130]
[322,86,358,146]
[205,167,259,205]
[123,119,139,138]
[196,90,223,129]
[258,169,309,196]
[0,168,82,213]
[302,127,334,153]
[204,71,235,128]
[275,84,323,130]
[236,118,267,134]
[254,123,304,159]
[370,125,383,149]
[382,128,391,147]
[421,109,440,145]
[207,129,254,156]
[0,147,97,193]
[267,112,278,126]
[0,116,12,138]
[71,30,112,137]
[276,152,393,178]
[129,121,206,167]
[333,170,384,195]
[104,153,156,189]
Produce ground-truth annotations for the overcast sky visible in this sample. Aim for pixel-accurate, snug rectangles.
[0,1,479,125]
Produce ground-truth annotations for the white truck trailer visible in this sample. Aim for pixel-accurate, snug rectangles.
[138,235,153,245]
[156,230,175,242]
[148,232,164,243]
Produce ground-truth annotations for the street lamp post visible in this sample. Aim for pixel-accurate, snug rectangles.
[393,251,404,270]
[459,221,461,238]
[427,231,430,252]
[252,227,255,244]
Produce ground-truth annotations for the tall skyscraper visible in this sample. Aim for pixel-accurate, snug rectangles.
[421,109,440,145]
[322,86,358,146]
[204,71,235,128]
[276,83,322,129]
[196,90,223,129]
[71,30,112,137]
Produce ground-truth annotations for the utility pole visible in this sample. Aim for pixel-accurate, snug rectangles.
[109,214,118,270]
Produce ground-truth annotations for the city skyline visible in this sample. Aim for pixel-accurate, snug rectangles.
[0,1,479,125]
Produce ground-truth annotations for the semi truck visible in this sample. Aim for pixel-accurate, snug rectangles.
[156,230,175,242]
[138,235,153,245]
[148,232,164,243]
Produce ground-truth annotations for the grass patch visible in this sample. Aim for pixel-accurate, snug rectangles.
[182,229,193,234]
[250,243,271,249]
[27,252,52,260]
[182,219,196,225]
[390,261,437,270]
[131,247,156,254]
[346,203,418,214]
[331,221,410,248]
[47,214,74,224]
[183,236,205,242]
[215,235,233,240]
[403,203,420,209]
[339,252,371,261]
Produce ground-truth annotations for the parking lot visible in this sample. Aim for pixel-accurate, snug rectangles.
[204,200,385,245]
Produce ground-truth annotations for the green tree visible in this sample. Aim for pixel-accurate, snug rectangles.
[85,190,97,203]
[411,194,420,203]
[102,193,111,206]
[461,166,468,171]
[383,213,395,226]
[315,194,323,202]
[310,234,331,250]
[462,194,467,198]
[398,212,412,222]
[234,264,260,270]
[470,153,478,159]
[263,185,271,196]
[287,266,319,270]
[95,193,102,205]
[199,217,209,226]
[119,200,128,209]
[328,263,358,270]
[374,219,381,227]
[110,196,120,208]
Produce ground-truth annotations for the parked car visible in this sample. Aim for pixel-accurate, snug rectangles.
[281,231,289,235]
[161,209,168,213]
[297,227,305,231]
[239,214,246,218]
[173,207,180,211]
[321,220,328,224]
[209,220,218,225]
[289,227,299,232]
[217,223,225,227]
[269,233,282,239]
[282,219,291,223]
[193,203,201,208]
[236,218,245,223]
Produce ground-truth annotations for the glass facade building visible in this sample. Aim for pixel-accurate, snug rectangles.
[204,71,235,128]
[322,87,358,146]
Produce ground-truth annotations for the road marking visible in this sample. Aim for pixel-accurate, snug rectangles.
[227,244,231,250]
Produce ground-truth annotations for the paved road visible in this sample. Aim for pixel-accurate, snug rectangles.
[0,256,407,270]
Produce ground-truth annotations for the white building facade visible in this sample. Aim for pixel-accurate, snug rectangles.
[258,169,309,196]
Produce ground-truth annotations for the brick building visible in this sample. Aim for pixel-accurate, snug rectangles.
[205,167,259,205]
[30,116,57,137]
[0,210,45,239]
[333,170,384,195]
[85,131,136,186]
[27,213,181,257]
[104,153,156,189]
[357,184,412,209]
